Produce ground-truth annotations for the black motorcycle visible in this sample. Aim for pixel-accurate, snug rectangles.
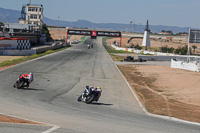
[77,89,101,104]
[13,76,27,89]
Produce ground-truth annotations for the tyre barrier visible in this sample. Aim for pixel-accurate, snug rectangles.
[17,40,31,50]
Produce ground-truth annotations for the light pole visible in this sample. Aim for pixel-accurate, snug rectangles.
[130,21,133,33]
[57,16,60,40]
[57,16,60,28]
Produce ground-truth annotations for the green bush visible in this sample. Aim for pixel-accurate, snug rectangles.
[135,44,142,50]
[174,45,189,55]
[160,45,175,53]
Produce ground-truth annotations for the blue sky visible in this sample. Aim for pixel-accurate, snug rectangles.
[1,0,200,28]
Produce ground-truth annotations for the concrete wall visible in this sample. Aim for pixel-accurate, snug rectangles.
[171,59,200,72]
[1,49,36,56]
[0,43,66,56]
[0,39,31,50]
[0,40,18,49]
[35,44,64,54]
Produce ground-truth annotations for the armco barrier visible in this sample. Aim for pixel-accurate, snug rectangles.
[138,55,178,61]
[138,55,200,61]
[35,44,64,54]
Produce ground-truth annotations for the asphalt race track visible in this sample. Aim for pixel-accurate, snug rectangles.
[0,37,200,133]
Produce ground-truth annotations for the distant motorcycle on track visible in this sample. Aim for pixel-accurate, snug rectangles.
[87,44,90,49]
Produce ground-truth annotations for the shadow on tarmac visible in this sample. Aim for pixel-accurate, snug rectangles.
[91,102,113,106]
[19,88,45,91]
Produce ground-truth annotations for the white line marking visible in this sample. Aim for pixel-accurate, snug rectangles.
[41,125,60,133]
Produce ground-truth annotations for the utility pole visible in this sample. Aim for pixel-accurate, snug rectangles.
[187,29,191,62]
[130,21,133,33]
[57,16,60,28]
[57,16,60,40]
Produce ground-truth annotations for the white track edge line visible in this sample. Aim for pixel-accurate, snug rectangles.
[41,125,61,133]
[102,39,200,126]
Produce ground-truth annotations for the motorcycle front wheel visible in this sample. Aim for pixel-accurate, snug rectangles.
[16,80,25,89]
[77,95,82,102]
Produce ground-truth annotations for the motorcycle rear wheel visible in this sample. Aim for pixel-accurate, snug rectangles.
[85,94,95,104]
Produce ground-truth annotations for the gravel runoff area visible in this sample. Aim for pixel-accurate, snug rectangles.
[0,56,24,70]
[117,62,200,123]
[0,56,24,63]
[107,35,200,123]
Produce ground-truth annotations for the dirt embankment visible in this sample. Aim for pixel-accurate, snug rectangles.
[0,56,25,70]
[118,65,200,123]
[0,56,24,63]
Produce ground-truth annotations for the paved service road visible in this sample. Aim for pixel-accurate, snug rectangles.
[0,37,200,133]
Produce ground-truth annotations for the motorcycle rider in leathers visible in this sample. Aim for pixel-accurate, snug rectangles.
[82,86,102,101]
[20,72,34,87]
[82,86,94,101]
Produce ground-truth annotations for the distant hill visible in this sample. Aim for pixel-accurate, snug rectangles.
[0,7,190,34]
[0,7,21,23]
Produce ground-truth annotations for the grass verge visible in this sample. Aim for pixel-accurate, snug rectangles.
[0,46,70,68]
[80,36,86,43]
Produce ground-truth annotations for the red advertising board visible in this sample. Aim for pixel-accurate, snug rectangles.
[92,31,97,36]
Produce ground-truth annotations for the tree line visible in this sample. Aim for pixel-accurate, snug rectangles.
[160,45,197,55]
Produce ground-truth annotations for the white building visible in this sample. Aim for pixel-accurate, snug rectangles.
[19,3,44,28]
[142,20,151,49]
